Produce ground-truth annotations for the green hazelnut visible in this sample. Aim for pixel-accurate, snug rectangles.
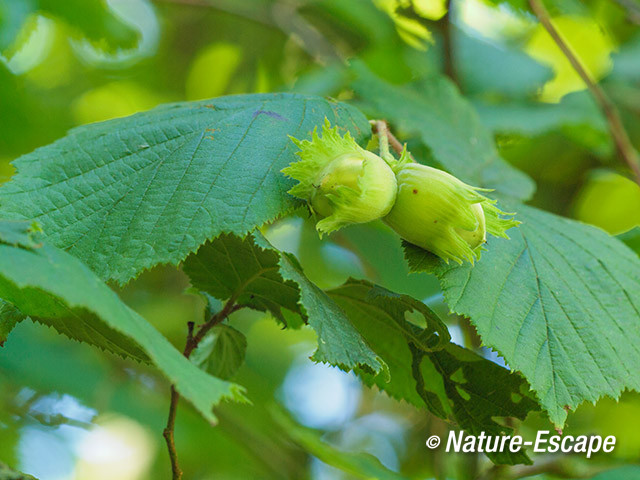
[282,120,397,235]
[455,202,486,250]
[383,163,519,263]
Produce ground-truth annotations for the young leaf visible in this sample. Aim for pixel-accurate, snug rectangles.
[327,279,538,465]
[405,204,640,427]
[0,221,246,424]
[0,94,370,285]
[183,232,383,373]
[191,324,248,380]
[350,62,535,201]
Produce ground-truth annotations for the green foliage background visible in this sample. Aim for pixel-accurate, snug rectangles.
[1,0,640,479]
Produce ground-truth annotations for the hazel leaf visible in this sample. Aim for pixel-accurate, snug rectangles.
[0,230,247,425]
[183,232,384,374]
[327,279,538,465]
[0,94,370,285]
[405,203,640,427]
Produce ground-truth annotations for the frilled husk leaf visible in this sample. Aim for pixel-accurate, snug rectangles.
[282,120,397,235]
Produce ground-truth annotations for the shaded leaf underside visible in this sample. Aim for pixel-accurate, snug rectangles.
[184,233,383,373]
[328,279,538,465]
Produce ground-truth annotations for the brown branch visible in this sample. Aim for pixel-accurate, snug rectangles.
[163,386,183,479]
[440,0,459,86]
[528,0,640,186]
[163,301,241,479]
[612,0,640,25]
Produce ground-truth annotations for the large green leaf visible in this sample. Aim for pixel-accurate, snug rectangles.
[327,279,538,465]
[0,220,246,424]
[456,28,552,98]
[350,63,535,201]
[184,232,383,373]
[474,92,606,138]
[405,204,640,427]
[0,94,370,284]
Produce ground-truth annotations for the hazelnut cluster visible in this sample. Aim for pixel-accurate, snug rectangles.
[282,120,518,264]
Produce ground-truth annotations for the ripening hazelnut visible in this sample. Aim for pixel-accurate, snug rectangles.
[384,163,519,263]
[282,120,397,235]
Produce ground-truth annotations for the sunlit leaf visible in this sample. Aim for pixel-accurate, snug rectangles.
[0,94,370,285]
[405,204,640,427]
[525,16,615,103]
[573,170,640,235]
[0,220,247,424]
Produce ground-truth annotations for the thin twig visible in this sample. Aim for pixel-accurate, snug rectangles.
[163,386,183,479]
[152,0,340,61]
[270,3,341,63]
[440,0,459,86]
[612,0,640,25]
[528,0,640,186]
[163,301,241,479]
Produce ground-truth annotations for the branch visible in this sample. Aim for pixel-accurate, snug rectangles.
[163,300,241,479]
[163,386,183,479]
[270,3,341,63]
[152,0,340,62]
[440,0,459,86]
[612,0,640,25]
[528,0,640,186]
